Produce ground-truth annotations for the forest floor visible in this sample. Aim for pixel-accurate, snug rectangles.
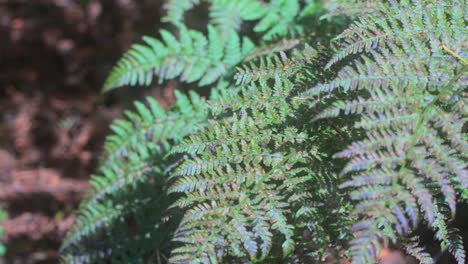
[0,1,172,263]
[0,1,466,264]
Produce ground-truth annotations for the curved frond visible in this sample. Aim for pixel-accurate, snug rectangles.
[60,91,210,263]
[166,45,352,262]
[313,1,468,262]
[104,26,254,91]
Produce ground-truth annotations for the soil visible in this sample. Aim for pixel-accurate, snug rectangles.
[0,1,170,263]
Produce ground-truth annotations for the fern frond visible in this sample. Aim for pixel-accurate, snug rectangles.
[62,0,467,262]
[165,43,356,262]
[235,46,315,86]
[254,0,302,41]
[162,0,200,26]
[209,46,316,117]
[326,0,467,68]
[321,0,382,19]
[244,39,302,61]
[163,0,265,35]
[0,209,6,257]
[314,0,468,262]
[61,182,173,264]
[101,91,207,166]
[167,50,316,262]
[403,238,433,264]
[169,151,307,263]
[103,25,254,91]
[60,91,210,263]
[210,80,292,117]
[209,0,266,36]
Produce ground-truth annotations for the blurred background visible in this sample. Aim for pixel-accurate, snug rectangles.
[0,0,177,263]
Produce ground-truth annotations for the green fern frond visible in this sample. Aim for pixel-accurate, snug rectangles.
[254,0,302,41]
[244,38,302,61]
[169,150,308,262]
[235,46,315,86]
[163,0,315,42]
[321,0,382,19]
[162,0,200,26]
[165,43,355,262]
[210,46,316,117]
[0,209,6,257]
[403,238,433,264]
[209,0,266,36]
[101,91,207,166]
[61,184,168,263]
[60,91,210,263]
[313,0,468,262]
[62,0,467,262]
[167,49,316,262]
[250,0,321,41]
[163,0,265,34]
[209,80,292,117]
[326,0,467,68]
[103,25,254,91]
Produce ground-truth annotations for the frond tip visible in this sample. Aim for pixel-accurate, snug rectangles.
[103,25,254,91]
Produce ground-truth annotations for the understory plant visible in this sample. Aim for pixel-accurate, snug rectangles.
[60,0,467,263]
[0,208,6,256]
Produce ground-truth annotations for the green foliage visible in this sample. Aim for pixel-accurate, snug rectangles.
[103,25,254,91]
[310,0,467,262]
[168,47,324,263]
[321,0,382,18]
[62,0,467,263]
[162,0,319,41]
[0,208,6,256]
[60,91,211,263]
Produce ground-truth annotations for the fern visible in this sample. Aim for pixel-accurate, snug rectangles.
[162,0,200,27]
[253,0,320,41]
[209,0,266,37]
[321,0,382,19]
[104,25,254,91]
[60,91,210,262]
[166,46,353,262]
[312,0,467,262]
[163,0,319,41]
[234,47,316,86]
[0,208,6,256]
[163,0,266,34]
[105,0,325,91]
[62,0,467,263]
[168,83,306,263]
